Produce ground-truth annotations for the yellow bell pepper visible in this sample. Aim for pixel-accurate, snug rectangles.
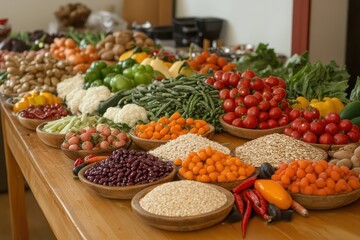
[40,92,54,104]
[13,99,29,113]
[119,49,135,61]
[292,96,310,109]
[131,52,148,63]
[310,99,337,117]
[330,97,344,113]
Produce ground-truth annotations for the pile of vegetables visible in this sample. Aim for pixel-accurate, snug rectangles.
[329,143,360,174]
[13,91,62,112]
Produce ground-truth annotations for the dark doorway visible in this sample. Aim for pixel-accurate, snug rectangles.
[345,0,360,96]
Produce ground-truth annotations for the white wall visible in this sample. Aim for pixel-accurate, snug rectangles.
[309,0,348,65]
[0,0,123,32]
[175,0,293,56]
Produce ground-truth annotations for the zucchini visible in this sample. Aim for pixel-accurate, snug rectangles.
[351,116,360,127]
[339,101,360,120]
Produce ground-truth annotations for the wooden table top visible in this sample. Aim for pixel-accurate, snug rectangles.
[1,98,360,240]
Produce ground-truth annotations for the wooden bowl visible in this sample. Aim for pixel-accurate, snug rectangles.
[290,188,360,210]
[177,170,259,191]
[219,115,288,139]
[129,124,215,151]
[78,163,177,199]
[4,97,19,110]
[131,182,234,231]
[36,122,65,149]
[17,114,50,131]
[61,140,132,160]
[308,143,349,152]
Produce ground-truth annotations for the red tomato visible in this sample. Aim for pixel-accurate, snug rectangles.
[229,73,241,87]
[351,125,360,132]
[303,131,318,143]
[262,84,271,94]
[267,119,279,128]
[291,118,306,130]
[258,101,270,111]
[258,121,269,129]
[283,127,293,136]
[338,119,353,133]
[272,88,286,100]
[232,118,244,128]
[238,87,251,97]
[214,71,224,81]
[333,133,349,144]
[278,78,286,89]
[247,106,260,117]
[279,100,289,111]
[324,113,340,124]
[269,99,278,108]
[325,123,339,135]
[213,81,224,90]
[243,115,258,129]
[262,91,273,101]
[298,122,310,134]
[204,77,215,85]
[269,107,282,120]
[234,105,248,117]
[219,89,230,100]
[290,130,302,139]
[259,111,270,122]
[319,133,334,144]
[235,96,244,106]
[264,76,279,87]
[289,109,303,122]
[250,77,264,91]
[223,98,236,112]
[244,95,259,108]
[310,121,325,136]
[229,88,239,99]
[241,69,255,79]
[253,91,263,101]
[303,108,320,122]
[278,115,290,126]
[347,130,360,142]
[221,72,232,85]
[238,78,251,89]
[222,112,236,124]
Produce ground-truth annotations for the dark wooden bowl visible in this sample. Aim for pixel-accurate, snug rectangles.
[36,122,65,149]
[17,114,50,131]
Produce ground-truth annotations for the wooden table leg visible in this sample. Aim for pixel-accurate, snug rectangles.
[1,112,29,240]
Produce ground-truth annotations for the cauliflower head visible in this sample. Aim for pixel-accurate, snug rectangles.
[113,104,148,127]
[79,86,112,115]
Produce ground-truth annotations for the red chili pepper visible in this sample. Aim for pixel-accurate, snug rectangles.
[252,189,271,222]
[242,195,252,238]
[84,154,97,161]
[232,175,258,194]
[74,158,84,167]
[234,193,244,216]
[244,189,260,206]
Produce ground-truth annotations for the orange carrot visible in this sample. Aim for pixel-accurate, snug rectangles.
[85,155,108,163]
[291,199,309,217]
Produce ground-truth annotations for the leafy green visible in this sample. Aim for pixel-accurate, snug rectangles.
[350,76,360,101]
[287,61,350,102]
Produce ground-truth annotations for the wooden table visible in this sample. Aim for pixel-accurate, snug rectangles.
[1,98,360,240]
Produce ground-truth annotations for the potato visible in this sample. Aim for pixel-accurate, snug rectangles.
[342,143,358,153]
[351,155,360,168]
[354,146,360,157]
[7,67,20,75]
[329,159,340,165]
[134,37,144,47]
[105,34,115,43]
[112,44,125,56]
[333,150,354,160]
[133,31,148,40]
[336,158,352,168]
[125,40,135,50]
[144,38,155,47]
[105,42,114,50]
[351,167,360,176]
[100,51,115,61]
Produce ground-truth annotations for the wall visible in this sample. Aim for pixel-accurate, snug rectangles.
[0,0,123,32]
[175,0,293,56]
[309,0,348,65]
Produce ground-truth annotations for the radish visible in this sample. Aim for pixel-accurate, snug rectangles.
[69,144,80,151]
[87,127,96,134]
[81,141,94,150]
[101,126,111,136]
[113,139,126,148]
[80,132,91,142]
[100,141,110,149]
[112,128,120,135]
[117,132,128,141]
[65,132,75,140]
[61,142,70,149]
[68,136,80,145]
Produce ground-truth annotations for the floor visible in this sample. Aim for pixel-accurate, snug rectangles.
[0,190,56,240]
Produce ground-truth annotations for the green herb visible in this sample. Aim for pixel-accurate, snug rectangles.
[350,76,360,102]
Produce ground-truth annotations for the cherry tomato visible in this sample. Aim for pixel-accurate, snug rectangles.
[267,119,279,128]
[325,123,339,135]
[219,89,230,100]
[319,133,334,144]
[222,72,232,86]
[250,77,264,91]
[258,121,269,129]
[234,105,248,117]
[351,125,360,132]
[272,88,286,100]
[264,76,279,87]
[303,108,320,122]
[269,107,282,120]
[278,78,286,89]
[324,113,340,124]
[262,91,273,101]
[338,119,353,133]
[269,99,278,108]
[237,78,251,88]
[303,131,318,143]
[290,130,302,139]
[289,109,303,122]
[238,87,251,97]
[214,71,224,81]
[213,81,224,90]
[333,133,349,144]
[247,106,260,117]
[259,111,270,122]
[284,127,293,136]
[279,100,289,111]
[229,88,239,99]
[244,95,259,108]
[258,101,270,111]
[253,91,263,101]
[235,96,244,106]
[241,69,255,79]
[229,73,241,87]
[222,112,236,124]
[232,118,244,128]
[298,122,310,134]
[223,98,236,112]
[278,115,290,126]
[243,115,258,129]
[291,118,306,130]
[347,130,360,142]
[310,121,325,136]
[204,77,215,85]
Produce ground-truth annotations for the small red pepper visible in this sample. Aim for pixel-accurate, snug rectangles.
[84,154,97,161]
[244,189,260,206]
[242,195,252,238]
[234,193,244,216]
[232,175,257,194]
[74,158,84,167]
[249,189,271,221]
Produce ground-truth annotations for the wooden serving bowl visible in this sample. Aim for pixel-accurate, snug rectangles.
[4,97,20,110]
[290,188,360,210]
[36,122,65,149]
[308,143,349,152]
[17,114,50,131]
[219,115,288,140]
[129,124,215,151]
[131,182,234,231]
[61,140,132,160]
[78,163,177,199]
[177,170,259,191]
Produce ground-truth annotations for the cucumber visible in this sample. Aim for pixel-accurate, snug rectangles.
[339,101,360,120]
[351,116,360,127]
